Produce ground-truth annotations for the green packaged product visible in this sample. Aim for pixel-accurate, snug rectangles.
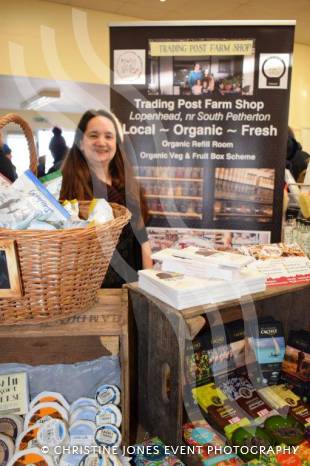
[231,426,273,461]
[264,415,305,446]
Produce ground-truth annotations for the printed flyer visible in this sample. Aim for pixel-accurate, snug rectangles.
[110,21,295,243]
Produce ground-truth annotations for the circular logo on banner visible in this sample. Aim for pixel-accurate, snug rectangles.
[115,51,143,82]
[262,56,286,86]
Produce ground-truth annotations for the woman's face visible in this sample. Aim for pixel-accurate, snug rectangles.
[80,115,117,166]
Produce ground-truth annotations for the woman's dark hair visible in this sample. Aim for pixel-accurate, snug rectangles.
[60,109,148,222]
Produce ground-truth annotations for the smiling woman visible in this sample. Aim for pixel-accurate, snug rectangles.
[80,116,117,172]
[60,109,152,288]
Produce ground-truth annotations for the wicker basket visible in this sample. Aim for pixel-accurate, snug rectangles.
[0,113,131,325]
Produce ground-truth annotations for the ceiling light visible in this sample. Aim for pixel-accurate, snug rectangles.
[21,88,61,110]
[160,0,167,2]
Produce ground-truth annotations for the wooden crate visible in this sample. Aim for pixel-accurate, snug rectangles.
[127,282,310,451]
[0,288,130,445]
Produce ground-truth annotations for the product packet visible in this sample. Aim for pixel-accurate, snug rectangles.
[245,318,285,386]
[202,454,243,466]
[62,200,80,219]
[39,170,62,199]
[192,383,251,440]
[0,179,86,230]
[13,170,70,223]
[296,440,310,463]
[0,187,37,229]
[258,385,310,427]
[87,199,114,223]
[185,320,247,390]
[225,320,246,376]
[61,200,89,229]
[246,447,310,466]
[218,375,278,424]
[270,385,310,427]
[281,330,310,401]
[185,325,236,388]
[185,334,212,387]
[183,420,225,463]
[132,437,185,465]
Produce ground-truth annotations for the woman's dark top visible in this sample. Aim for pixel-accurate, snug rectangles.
[92,176,148,288]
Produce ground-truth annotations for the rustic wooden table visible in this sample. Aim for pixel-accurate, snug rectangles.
[127,282,310,453]
[0,288,130,445]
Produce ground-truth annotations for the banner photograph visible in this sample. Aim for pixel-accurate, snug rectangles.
[110,22,295,243]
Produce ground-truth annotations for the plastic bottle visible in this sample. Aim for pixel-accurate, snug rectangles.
[283,215,295,244]
[304,220,310,256]
[299,219,308,254]
[292,218,301,245]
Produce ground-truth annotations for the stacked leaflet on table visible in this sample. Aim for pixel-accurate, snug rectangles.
[152,246,254,281]
[139,246,266,309]
[138,269,241,310]
[235,268,266,295]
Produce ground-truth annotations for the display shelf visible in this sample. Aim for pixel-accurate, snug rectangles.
[127,282,310,450]
[215,180,274,190]
[149,210,202,219]
[215,193,273,204]
[215,212,272,218]
[145,194,202,200]
[135,176,203,182]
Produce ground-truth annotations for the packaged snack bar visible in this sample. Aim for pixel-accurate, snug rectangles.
[281,330,310,401]
[245,318,285,386]
[192,383,251,439]
[132,437,185,466]
[183,420,224,460]
[218,376,277,423]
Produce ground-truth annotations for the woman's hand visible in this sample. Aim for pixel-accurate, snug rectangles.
[141,241,153,269]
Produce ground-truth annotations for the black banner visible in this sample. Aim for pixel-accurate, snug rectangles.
[110,22,295,242]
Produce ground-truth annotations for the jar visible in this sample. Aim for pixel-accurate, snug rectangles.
[189,185,197,197]
[184,167,192,179]
[145,166,152,177]
[175,185,182,197]
[180,201,187,213]
[192,167,201,179]
[175,167,184,178]
[186,202,195,214]
[197,183,203,197]
[160,184,167,196]
[167,185,174,196]
[283,215,295,244]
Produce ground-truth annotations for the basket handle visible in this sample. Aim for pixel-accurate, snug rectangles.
[0,113,37,174]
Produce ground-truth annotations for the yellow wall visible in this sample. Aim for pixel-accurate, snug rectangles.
[1,0,310,136]
[0,0,137,84]
[289,43,310,135]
